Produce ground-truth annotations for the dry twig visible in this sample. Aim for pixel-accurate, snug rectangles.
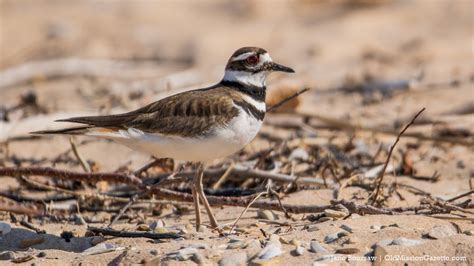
[369,107,426,205]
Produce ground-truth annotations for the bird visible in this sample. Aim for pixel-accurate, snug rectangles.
[32,47,295,230]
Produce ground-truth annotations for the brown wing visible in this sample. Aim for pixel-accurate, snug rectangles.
[57,86,240,137]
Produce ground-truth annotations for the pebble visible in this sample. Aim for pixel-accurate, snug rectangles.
[257,210,277,220]
[427,225,457,239]
[250,257,280,266]
[154,227,169,233]
[324,233,339,243]
[0,251,15,261]
[292,246,305,256]
[150,249,159,256]
[335,247,360,254]
[340,224,353,233]
[186,243,209,249]
[82,243,118,255]
[257,242,282,260]
[227,242,244,249]
[463,230,474,236]
[136,224,150,231]
[307,225,320,232]
[219,252,247,266]
[176,247,199,261]
[370,224,382,231]
[310,240,328,253]
[324,209,347,219]
[73,214,87,225]
[36,251,47,258]
[318,217,333,223]
[149,219,165,231]
[373,239,393,248]
[289,148,309,161]
[392,237,424,247]
[0,222,11,236]
[289,239,300,247]
[228,237,243,243]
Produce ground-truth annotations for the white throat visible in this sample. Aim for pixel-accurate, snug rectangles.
[223,70,269,87]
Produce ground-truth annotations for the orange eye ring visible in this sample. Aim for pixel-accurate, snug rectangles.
[245,55,259,65]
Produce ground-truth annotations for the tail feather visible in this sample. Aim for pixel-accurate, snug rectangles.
[30,126,93,135]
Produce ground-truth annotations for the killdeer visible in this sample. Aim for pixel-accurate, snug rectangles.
[33,47,295,230]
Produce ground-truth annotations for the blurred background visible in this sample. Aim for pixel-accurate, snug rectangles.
[0,1,473,263]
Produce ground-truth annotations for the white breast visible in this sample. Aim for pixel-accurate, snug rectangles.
[89,107,263,162]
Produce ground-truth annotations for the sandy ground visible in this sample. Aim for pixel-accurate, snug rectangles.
[0,0,473,265]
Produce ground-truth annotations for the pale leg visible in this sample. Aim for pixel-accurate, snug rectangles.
[195,162,219,228]
[192,172,202,231]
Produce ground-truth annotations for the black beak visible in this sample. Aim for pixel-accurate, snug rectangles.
[269,62,295,73]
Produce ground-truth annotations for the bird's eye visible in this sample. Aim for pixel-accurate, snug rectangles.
[245,55,259,65]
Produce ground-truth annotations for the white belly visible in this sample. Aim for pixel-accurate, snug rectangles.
[93,109,263,162]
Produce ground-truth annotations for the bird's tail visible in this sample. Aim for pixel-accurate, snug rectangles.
[30,126,93,135]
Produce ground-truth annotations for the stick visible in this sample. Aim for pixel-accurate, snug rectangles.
[267,87,310,112]
[446,190,474,203]
[87,226,181,240]
[108,194,138,227]
[369,107,426,205]
[229,187,269,233]
[69,137,91,173]
[0,166,142,186]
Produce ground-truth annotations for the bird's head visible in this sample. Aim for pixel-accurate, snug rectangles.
[223,47,294,87]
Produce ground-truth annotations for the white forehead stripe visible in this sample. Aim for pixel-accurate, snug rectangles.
[260,53,272,63]
[231,52,255,62]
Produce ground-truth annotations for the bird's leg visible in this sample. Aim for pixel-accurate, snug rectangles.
[195,162,219,228]
[192,170,202,232]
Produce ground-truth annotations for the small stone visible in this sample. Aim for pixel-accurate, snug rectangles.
[337,231,349,237]
[257,210,277,220]
[154,227,169,233]
[350,213,361,219]
[370,224,382,231]
[318,217,333,223]
[373,239,393,248]
[136,224,150,231]
[250,257,280,266]
[324,209,347,219]
[289,148,309,161]
[292,246,305,256]
[228,237,243,243]
[73,214,87,225]
[310,240,328,253]
[0,251,15,261]
[427,225,457,239]
[463,230,474,236]
[257,242,282,260]
[392,237,424,247]
[150,249,159,256]
[36,252,47,258]
[340,224,353,233]
[82,243,117,255]
[289,239,300,247]
[219,252,247,266]
[324,233,339,243]
[176,247,199,261]
[186,243,209,249]
[335,247,360,254]
[307,225,320,232]
[149,219,165,231]
[345,237,359,244]
[227,242,244,249]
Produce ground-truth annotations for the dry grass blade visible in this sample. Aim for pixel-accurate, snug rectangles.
[267,87,310,112]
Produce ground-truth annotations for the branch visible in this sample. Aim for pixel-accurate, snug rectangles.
[87,226,181,240]
[267,87,310,112]
[369,107,426,205]
[0,166,142,186]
